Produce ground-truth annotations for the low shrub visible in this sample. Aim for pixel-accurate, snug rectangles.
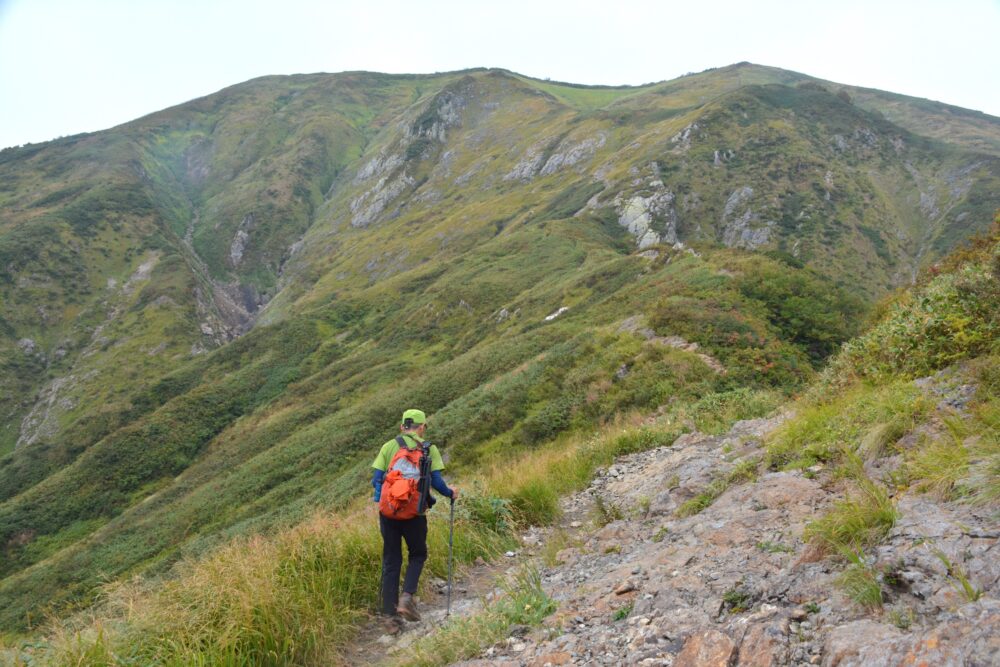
[509,479,561,526]
[825,263,1000,385]
[766,381,928,470]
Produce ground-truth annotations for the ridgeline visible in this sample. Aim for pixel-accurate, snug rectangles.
[0,63,998,664]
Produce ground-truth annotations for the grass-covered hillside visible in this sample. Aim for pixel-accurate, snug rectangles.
[11,219,998,667]
[1,63,998,639]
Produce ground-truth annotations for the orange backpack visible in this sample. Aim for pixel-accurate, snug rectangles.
[379,437,429,520]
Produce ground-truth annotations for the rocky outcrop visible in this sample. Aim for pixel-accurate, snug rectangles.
[671,123,700,152]
[408,89,467,142]
[505,142,547,181]
[355,151,405,184]
[229,213,254,266]
[350,173,415,228]
[505,133,607,182]
[539,134,606,176]
[444,400,999,666]
[821,602,1000,666]
[722,186,775,250]
[16,376,75,449]
[616,187,678,249]
[348,85,473,228]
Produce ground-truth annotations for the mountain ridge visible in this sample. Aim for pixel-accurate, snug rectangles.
[0,63,998,636]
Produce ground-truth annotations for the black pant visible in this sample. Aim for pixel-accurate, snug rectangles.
[379,514,428,616]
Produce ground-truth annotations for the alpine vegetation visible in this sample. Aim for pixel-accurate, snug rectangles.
[1,64,999,665]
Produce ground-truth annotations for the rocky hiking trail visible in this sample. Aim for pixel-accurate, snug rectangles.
[353,410,999,666]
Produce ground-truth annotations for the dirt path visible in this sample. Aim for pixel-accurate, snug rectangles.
[342,556,511,666]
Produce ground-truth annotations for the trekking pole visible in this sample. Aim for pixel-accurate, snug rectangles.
[446,496,456,617]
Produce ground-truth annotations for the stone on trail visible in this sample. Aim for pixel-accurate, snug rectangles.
[674,629,737,667]
[738,622,789,666]
[614,580,637,595]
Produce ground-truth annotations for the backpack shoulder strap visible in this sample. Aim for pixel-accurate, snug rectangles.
[395,435,408,449]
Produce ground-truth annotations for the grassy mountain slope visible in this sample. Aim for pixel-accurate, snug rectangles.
[0,64,998,634]
[14,218,999,667]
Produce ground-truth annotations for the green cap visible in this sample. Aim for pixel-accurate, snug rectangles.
[401,409,426,427]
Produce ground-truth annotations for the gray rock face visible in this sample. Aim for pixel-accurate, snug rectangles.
[354,151,404,183]
[229,213,254,267]
[407,90,466,142]
[505,133,606,182]
[822,603,1000,667]
[671,122,700,151]
[721,186,775,250]
[504,142,546,181]
[17,376,74,448]
[539,134,606,176]
[617,187,678,249]
[349,88,468,229]
[350,173,415,228]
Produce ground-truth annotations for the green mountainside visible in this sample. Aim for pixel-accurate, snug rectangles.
[0,63,998,634]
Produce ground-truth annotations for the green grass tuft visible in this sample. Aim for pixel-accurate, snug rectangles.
[676,457,760,517]
[839,551,883,611]
[804,476,898,555]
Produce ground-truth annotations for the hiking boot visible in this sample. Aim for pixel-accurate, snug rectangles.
[381,615,403,635]
[396,592,421,621]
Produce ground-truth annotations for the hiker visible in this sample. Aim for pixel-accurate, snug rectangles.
[372,408,457,632]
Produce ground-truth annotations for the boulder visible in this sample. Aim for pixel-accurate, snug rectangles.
[738,622,788,666]
[674,629,737,667]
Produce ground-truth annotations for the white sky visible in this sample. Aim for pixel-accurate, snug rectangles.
[1,0,998,149]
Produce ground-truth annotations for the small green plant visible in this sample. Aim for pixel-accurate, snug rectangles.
[905,416,971,500]
[887,605,915,630]
[858,417,910,461]
[804,601,821,614]
[461,489,515,535]
[652,526,669,543]
[603,544,622,554]
[804,476,898,554]
[676,457,760,517]
[540,528,574,567]
[637,495,652,517]
[510,479,562,525]
[766,381,929,470]
[593,496,624,526]
[728,458,760,484]
[612,601,634,622]
[929,547,983,602]
[839,550,883,611]
[676,489,717,517]
[756,540,794,553]
[722,586,752,614]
